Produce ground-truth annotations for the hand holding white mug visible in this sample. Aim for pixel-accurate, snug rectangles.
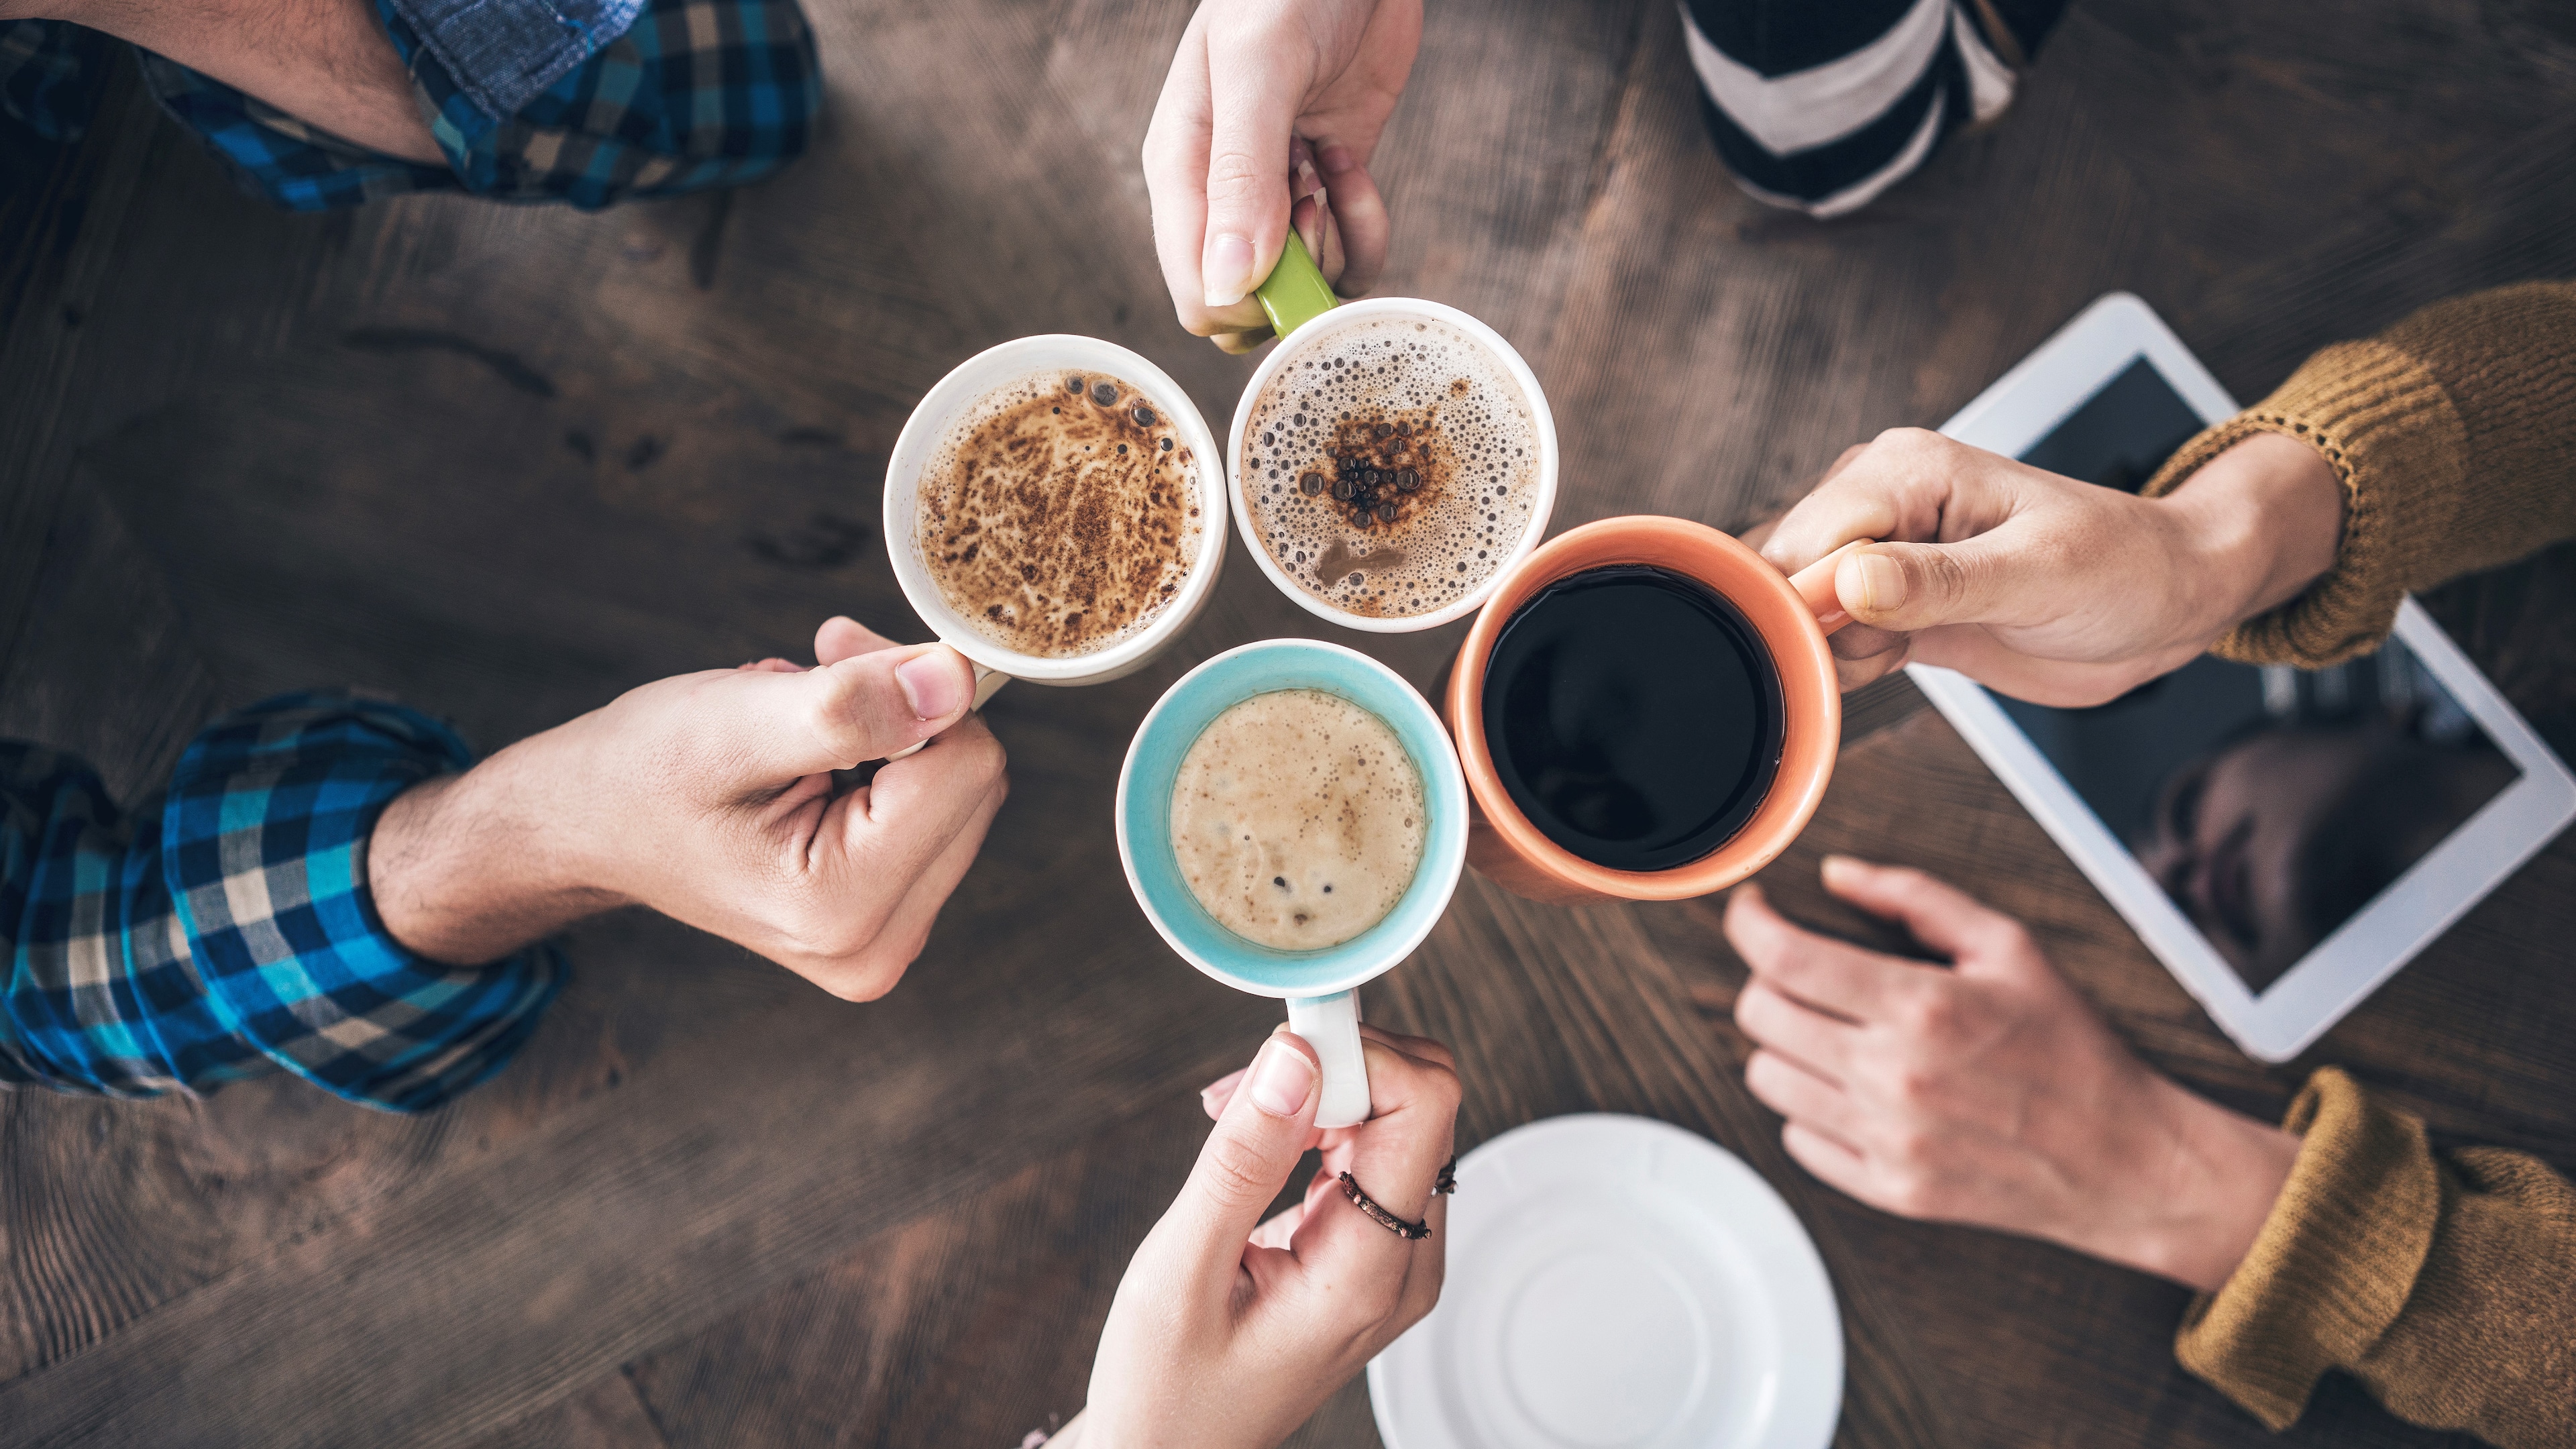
[1051,1025,1460,1448]
[1756,428,2346,705]
[1142,0,1420,352]
[370,615,1008,1001]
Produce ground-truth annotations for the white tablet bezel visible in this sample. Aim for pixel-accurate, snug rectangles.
[1908,292,2576,1061]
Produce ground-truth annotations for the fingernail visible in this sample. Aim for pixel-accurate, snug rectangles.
[1203,232,1255,307]
[1294,154,1320,197]
[896,651,967,720]
[1852,551,1905,614]
[1246,1036,1315,1118]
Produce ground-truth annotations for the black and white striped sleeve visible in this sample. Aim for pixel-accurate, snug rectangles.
[1680,0,2068,218]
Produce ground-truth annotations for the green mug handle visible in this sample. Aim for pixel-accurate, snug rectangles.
[1255,230,1339,339]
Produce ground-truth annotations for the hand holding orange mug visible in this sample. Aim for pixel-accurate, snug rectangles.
[1444,518,1864,904]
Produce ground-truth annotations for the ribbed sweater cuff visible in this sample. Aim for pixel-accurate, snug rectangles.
[2174,1068,2440,1428]
[2142,343,2468,668]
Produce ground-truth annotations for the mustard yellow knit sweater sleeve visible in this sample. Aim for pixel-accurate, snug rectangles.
[2175,1069,2576,1446]
[2143,280,2576,666]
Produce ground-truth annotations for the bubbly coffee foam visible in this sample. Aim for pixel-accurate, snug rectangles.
[1240,317,1540,619]
[918,370,1204,658]
[1169,689,1426,951]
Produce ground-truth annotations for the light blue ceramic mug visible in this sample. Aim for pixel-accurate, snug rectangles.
[1117,639,1469,1127]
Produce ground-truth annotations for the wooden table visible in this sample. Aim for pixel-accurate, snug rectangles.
[3,1,2571,1444]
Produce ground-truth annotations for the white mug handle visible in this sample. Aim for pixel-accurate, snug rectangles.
[885,663,1008,761]
[1287,988,1372,1129]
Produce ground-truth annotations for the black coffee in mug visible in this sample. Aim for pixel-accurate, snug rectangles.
[1481,565,1785,871]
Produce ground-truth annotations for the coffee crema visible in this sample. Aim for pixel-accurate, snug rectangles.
[919,371,1202,658]
[1169,689,1426,951]
[1240,317,1539,619]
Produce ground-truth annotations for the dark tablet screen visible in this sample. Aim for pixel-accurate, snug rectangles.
[1989,360,2518,994]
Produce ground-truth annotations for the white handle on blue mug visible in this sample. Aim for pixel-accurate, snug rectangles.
[1287,988,1372,1129]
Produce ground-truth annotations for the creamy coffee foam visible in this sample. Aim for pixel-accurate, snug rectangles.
[919,371,1203,658]
[1240,317,1539,619]
[1169,689,1426,951]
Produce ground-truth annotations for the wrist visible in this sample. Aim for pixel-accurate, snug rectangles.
[2157,431,2346,641]
[2104,1076,2300,1293]
[367,726,625,965]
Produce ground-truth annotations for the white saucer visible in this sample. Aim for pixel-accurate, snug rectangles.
[1367,1114,1842,1449]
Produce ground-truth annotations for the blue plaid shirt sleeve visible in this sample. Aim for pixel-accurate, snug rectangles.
[1,694,561,1112]
[3,0,818,213]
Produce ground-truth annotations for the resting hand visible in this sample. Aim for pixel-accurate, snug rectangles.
[1758,429,2344,705]
[370,616,1008,1000]
[1057,1026,1459,1448]
[1725,857,2297,1293]
[1143,0,1420,352]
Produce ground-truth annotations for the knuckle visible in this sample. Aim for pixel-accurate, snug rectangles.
[1198,1134,1277,1209]
[1424,1061,1464,1116]
[1917,546,1970,606]
[971,733,1010,788]
[1874,425,1945,462]
[825,906,897,961]
[1202,147,1273,204]
[816,960,902,1003]
[796,931,915,1002]
[780,891,900,967]
[1876,1055,1937,1106]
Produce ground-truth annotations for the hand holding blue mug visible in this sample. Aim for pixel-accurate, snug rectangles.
[1055,1025,1461,1447]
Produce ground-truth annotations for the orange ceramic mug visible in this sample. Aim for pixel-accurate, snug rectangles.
[1442,517,1861,904]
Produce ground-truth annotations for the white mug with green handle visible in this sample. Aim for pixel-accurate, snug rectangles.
[1229,234,1560,633]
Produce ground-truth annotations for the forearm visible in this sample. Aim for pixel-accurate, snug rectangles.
[369,728,627,965]
[10,0,443,161]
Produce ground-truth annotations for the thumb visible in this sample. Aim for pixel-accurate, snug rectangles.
[1198,41,1299,307]
[1167,1032,1321,1263]
[1833,535,2037,634]
[724,643,977,784]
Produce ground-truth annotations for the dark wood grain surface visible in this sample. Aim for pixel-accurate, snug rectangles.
[3,0,2571,1444]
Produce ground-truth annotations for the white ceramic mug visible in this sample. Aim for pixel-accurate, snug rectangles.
[883,335,1231,727]
[1226,290,1560,633]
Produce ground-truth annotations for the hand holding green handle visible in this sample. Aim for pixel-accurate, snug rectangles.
[1254,231,1340,341]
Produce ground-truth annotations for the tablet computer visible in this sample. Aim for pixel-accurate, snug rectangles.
[1909,293,2576,1061]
